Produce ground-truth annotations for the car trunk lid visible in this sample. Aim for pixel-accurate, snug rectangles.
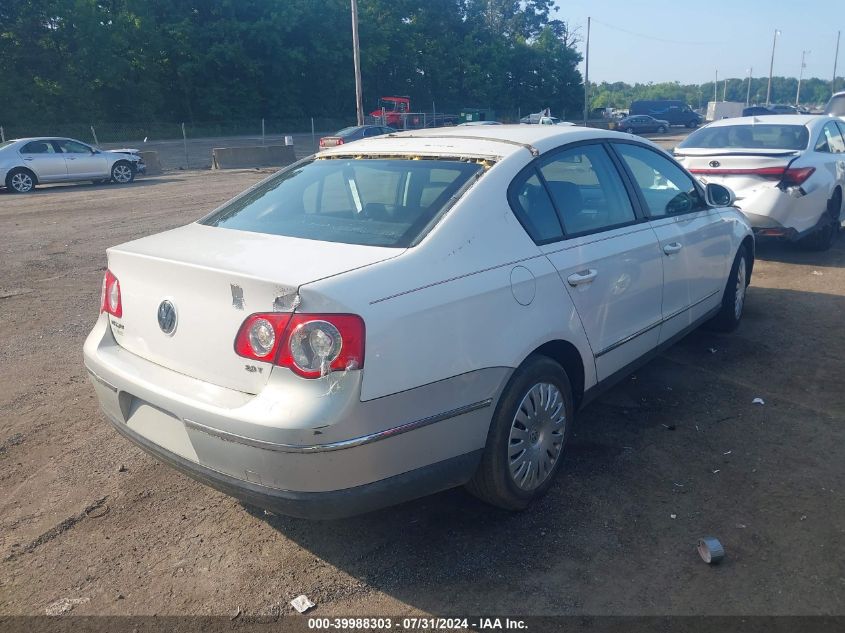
[106,223,400,394]
[675,148,799,194]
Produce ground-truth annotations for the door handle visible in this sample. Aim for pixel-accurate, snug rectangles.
[567,269,598,286]
[66,157,76,160]
[23,157,33,161]
[663,242,683,255]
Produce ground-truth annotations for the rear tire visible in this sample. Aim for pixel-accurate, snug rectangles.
[707,244,749,332]
[5,168,36,193]
[657,125,667,133]
[466,355,574,511]
[799,190,841,252]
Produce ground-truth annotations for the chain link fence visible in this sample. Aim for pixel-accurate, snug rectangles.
[0,110,535,170]
[0,118,351,170]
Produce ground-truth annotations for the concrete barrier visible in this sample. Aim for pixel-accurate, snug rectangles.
[212,145,296,170]
[138,151,162,175]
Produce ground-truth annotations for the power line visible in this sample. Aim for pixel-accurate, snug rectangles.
[589,18,724,46]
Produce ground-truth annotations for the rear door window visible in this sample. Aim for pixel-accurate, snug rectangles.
[202,158,483,247]
[538,144,636,235]
[21,141,57,154]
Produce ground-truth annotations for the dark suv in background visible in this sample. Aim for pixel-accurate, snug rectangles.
[629,100,702,128]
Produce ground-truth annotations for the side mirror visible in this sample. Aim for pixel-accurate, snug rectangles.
[705,182,735,207]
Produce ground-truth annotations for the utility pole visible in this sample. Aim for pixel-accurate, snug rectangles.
[796,50,809,106]
[583,16,591,125]
[350,0,364,126]
[714,69,718,103]
[723,79,727,101]
[766,29,780,106]
[746,68,753,106]
[834,30,841,95]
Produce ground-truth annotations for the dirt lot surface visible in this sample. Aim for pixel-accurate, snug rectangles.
[1,166,843,618]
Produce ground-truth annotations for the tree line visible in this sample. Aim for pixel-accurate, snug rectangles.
[0,0,584,127]
[590,76,842,112]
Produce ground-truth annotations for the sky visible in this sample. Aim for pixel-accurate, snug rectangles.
[554,0,843,84]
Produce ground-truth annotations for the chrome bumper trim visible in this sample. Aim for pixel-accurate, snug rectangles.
[183,398,493,454]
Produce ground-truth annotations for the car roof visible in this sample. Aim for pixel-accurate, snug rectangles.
[6,137,82,144]
[702,114,829,128]
[317,124,654,160]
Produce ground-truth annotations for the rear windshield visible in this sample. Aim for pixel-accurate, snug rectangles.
[201,158,484,247]
[679,124,809,150]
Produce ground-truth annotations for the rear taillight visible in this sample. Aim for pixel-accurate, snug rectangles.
[689,166,786,178]
[335,138,344,145]
[234,313,365,379]
[781,166,815,186]
[100,269,122,317]
[319,138,326,147]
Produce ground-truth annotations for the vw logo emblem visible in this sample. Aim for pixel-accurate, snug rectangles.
[157,300,177,335]
[709,160,721,168]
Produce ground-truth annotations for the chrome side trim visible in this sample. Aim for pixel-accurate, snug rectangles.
[85,367,118,392]
[595,320,662,358]
[183,399,493,454]
[595,289,722,358]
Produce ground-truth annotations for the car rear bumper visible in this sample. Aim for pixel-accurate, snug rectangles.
[83,315,506,517]
[105,410,482,519]
[735,183,828,235]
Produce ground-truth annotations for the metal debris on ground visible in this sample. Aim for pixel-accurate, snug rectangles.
[697,537,725,564]
[670,514,677,519]
[811,270,823,276]
[231,606,242,620]
[117,464,127,472]
[290,595,315,614]
[45,597,90,616]
[752,397,765,405]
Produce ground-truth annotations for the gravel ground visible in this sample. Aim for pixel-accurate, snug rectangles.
[0,160,843,618]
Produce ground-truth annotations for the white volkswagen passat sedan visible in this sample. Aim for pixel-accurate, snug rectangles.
[674,115,845,250]
[84,126,753,518]
[0,137,143,193]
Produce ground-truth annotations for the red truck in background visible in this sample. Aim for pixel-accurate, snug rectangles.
[370,96,412,127]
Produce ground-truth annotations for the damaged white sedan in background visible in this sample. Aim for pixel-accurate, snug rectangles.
[674,115,845,250]
[85,125,753,519]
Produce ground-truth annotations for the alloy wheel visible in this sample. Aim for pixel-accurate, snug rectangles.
[11,172,33,193]
[112,164,133,183]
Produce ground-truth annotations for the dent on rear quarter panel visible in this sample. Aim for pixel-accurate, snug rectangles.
[297,152,596,403]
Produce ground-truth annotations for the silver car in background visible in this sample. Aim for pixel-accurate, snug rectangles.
[0,137,144,193]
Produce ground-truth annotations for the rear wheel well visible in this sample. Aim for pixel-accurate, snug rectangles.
[530,340,585,410]
[7,166,38,185]
[741,235,754,282]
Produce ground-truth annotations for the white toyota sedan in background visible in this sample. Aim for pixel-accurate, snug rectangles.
[674,115,845,250]
[84,125,753,519]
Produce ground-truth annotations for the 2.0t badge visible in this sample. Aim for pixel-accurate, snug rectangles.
[157,300,178,335]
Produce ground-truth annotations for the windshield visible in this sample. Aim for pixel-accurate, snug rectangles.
[201,158,484,247]
[333,127,358,136]
[678,124,809,150]
[378,98,405,112]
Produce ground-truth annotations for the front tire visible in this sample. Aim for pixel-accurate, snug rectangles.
[657,125,667,133]
[707,244,749,332]
[466,355,574,511]
[6,168,36,193]
[110,161,135,184]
